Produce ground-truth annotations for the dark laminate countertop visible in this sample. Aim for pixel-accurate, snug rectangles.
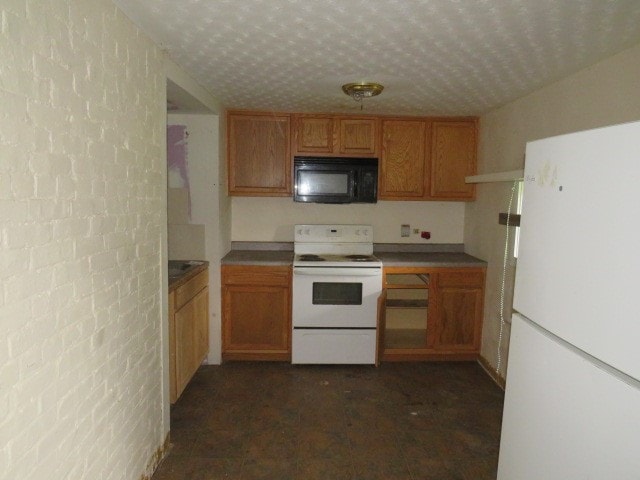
[221,250,294,266]
[220,247,485,268]
[375,252,486,267]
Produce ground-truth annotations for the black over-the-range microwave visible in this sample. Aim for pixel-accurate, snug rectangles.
[293,156,378,204]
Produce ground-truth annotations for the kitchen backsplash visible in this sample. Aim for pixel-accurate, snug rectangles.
[230,197,466,244]
[168,187,206,260]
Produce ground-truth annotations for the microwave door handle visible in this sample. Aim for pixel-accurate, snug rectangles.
[353,172,358,199]
[293,267,381,276]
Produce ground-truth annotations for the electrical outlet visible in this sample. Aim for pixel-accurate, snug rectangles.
[412,228,420,234]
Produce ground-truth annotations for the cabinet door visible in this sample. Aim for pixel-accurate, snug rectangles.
[338,118,377,155]
[431,270,484,351]
[228,113,291,195]
[170,270,209,404]
[222,285,290,356]
[175,287,209,399]
[376,290,387,367]
[193,286,209,367]
[175,296,197,397]
[379,120,428,198]
[222,265,292,360]
[294,116,334,154]
[430,121,476,200]
[169,291,177,403]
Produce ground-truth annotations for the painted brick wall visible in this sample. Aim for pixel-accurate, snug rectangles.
[0,1,166,479]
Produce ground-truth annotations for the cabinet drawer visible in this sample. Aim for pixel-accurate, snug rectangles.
[437,269,484,288]
[176,269,208,309]
[222,265,291,286]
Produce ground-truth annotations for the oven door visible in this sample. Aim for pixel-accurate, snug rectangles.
[292,267,382,328]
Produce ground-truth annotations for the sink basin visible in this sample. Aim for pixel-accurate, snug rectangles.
[168,267,185,277]
[168,260,204,279]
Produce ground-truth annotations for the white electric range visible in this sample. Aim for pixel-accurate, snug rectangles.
[291,224,382,364]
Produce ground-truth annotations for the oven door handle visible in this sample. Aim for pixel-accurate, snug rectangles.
[293,267,381,277]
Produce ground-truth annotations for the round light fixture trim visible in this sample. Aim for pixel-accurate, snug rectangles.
[342,82,384,102]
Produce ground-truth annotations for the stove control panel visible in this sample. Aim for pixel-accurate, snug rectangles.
[295,224,373,243]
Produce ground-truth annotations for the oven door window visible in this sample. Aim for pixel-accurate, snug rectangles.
[312,282,362,305]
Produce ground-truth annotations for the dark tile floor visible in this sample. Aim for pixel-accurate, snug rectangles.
[152,362,504,480]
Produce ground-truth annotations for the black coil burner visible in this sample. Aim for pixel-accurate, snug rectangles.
[345,254,372,261]
[298,254,325,261]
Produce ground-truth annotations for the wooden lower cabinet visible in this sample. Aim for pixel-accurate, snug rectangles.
[222,265,291,361]
[170,269,209,403]
[381,266,485,361]
[431,269,484,352]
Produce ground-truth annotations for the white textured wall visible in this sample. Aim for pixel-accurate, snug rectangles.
[0,2,167,479]
[168,114,225,364]
[218,114,231,250]
[466,42,640,380]
[231,198,466,244]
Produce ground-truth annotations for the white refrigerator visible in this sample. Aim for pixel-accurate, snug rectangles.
[497,120,640,479]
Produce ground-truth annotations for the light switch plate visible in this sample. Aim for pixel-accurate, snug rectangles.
[401,224,410,237]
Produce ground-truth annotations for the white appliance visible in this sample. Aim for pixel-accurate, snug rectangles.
[497,120,640,479]
[292,224,382,364]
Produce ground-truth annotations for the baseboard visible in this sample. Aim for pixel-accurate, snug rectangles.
[382,352,478,362]
[478,355,506,390]
[140,431,171,480]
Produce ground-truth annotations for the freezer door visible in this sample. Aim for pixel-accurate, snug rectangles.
[498,314,640,480]
[514,120,640,381]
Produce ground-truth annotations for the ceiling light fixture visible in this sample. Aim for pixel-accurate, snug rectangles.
[342,82,384,107]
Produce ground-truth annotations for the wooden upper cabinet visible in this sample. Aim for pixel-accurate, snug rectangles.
[379,119,429,199]
[338,118,377,155]
[380,118,478,201]
[227,110,477,201]
[228,112,291,196]
[294,116,334,154]
[292,115,377,157]
[430,121,477,200]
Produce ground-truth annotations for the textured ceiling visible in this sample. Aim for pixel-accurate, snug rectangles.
[113,0,640,116]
